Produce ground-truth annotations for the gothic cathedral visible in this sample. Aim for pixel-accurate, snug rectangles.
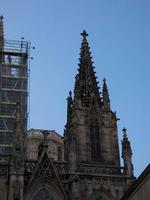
[0,16,135,200]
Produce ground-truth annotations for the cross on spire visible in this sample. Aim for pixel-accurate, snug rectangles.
[81,30,88,39]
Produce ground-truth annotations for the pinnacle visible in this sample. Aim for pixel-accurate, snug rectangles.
[103,78,107,90]
[103,78,110,99]
[69,90,72,97]
[122,127,129,141]
[103,78,106,83]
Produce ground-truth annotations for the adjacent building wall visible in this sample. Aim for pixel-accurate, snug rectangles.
[26,129,64,161]
[121,164,150,200]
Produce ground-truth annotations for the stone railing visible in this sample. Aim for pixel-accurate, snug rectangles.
[54,161,70,174]
[77,163,124,175]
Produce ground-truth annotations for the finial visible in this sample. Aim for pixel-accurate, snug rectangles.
[103,78,108,92]
[103,78,106,83]
[0,15,3,22]
[69,90,72,97]
[103,78,107,87]
[122,127,128,139]
[81,30,88,39]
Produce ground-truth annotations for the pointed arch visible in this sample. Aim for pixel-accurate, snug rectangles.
[24,151,67,200]
[25,178,65,200]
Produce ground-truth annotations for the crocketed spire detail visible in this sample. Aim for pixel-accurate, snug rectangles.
[74,30,101,107]
[122,127,132,156]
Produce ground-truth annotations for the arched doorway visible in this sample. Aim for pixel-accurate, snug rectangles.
[33,188,55,200]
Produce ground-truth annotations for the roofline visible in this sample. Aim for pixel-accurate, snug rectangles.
[121,164,150,200]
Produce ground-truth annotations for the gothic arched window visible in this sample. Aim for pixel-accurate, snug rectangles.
[90,119,100,161]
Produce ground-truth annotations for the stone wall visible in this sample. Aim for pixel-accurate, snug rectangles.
[26,129,64,161]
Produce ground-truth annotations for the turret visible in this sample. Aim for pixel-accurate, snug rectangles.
[122,127,134,176]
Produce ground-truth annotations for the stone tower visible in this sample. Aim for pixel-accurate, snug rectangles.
[64,31,135,200]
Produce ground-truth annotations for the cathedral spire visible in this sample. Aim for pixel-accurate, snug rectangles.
[74,30,101,107]
[102,78,110,111]
[0,15,4,50]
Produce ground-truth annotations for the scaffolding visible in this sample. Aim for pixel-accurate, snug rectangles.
[0,38,30,153]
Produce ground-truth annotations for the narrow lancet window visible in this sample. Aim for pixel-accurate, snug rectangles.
[90,119,100,161]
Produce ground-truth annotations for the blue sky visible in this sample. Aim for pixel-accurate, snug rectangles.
[1,0,150,176]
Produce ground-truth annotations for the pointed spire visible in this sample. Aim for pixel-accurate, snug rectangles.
[122,127,132,154]
[122,127,134,176]
[0,15,4,50]
[74,30,101,107]
[102,78,110,111]
[66,90,73,126]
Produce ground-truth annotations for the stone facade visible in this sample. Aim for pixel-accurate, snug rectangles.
[0,26,137,200]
